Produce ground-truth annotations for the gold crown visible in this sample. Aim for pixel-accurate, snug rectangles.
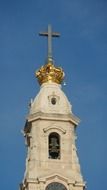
[35,61,65,85]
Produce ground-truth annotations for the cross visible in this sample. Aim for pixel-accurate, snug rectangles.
[39,25,60,61]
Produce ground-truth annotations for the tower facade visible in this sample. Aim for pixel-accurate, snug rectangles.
[20,25,85,190]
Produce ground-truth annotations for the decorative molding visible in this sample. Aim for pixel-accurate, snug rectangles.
[43,125,66,134]
[39,173,69,183]
[27,111,80,126]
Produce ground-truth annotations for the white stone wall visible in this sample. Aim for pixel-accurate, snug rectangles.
[21,82,85,190]
[30,83,72,115]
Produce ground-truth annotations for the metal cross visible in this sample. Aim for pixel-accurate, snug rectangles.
[39,25,60,61]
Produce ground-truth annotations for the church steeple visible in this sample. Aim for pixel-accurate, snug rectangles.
[36,25,65,85]
[19,25,86,190]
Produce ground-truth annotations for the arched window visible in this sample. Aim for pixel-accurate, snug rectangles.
[48,132,60,159]
[46,182,67,190]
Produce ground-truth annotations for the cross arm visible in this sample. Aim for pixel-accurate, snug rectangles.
[39,32,60,37]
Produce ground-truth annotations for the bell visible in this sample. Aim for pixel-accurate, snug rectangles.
[50,137,59,153]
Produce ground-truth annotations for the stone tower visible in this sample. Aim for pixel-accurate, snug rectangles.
[20,25,86,190]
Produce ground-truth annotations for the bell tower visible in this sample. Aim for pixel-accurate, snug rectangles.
[20,25,86,190]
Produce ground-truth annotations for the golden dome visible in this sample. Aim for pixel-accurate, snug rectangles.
[35,60,65,85]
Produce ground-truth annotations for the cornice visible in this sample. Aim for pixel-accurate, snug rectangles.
[27,111,80,126]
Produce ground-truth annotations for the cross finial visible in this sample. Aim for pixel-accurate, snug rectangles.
[39,25,60,62]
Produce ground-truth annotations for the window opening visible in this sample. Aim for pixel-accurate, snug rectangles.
[49,132,60,159]
[46,182,67,190]
[51,97,57,105]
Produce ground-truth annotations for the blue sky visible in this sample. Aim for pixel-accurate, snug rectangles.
[0,0,107,189]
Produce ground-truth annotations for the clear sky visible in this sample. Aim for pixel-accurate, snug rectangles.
[0,0,107,190]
